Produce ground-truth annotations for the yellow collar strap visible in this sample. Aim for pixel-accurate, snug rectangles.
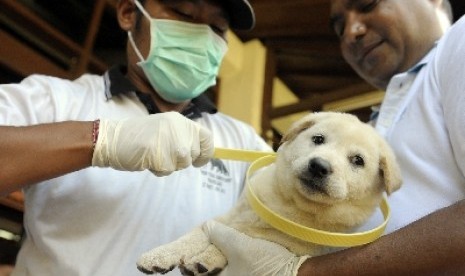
[213,147,276,163]
[214,148,391,247]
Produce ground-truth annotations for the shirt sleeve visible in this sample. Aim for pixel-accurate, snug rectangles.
[435,15,465,176]
[0,75,57,125]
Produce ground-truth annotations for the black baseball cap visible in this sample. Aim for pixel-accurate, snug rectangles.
[224,0,255,30]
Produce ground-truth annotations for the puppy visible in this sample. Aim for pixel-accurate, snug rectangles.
[137,112,402,275]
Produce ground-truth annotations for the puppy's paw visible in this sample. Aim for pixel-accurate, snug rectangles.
[179,244,227,275]
[136,246,178,274]
[137,226,221,275]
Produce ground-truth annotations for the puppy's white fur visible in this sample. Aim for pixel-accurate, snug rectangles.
[137,112,402,275]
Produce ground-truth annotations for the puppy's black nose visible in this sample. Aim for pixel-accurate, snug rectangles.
[308,157,332,178]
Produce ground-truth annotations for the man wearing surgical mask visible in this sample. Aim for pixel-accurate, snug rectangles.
[1,0,271,275]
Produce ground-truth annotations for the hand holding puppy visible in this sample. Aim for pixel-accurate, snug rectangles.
[204,220,309,276]
[92,112,214,176]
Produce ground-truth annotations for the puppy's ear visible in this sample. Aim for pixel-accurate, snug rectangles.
[378,141,402,195]
[280,114,317,145]
[281,120,313,144]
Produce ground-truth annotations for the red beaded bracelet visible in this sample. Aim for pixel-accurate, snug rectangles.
[92,119,100,150]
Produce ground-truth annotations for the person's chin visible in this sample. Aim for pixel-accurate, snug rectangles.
[363,68,395,89]
[352,61,390,89]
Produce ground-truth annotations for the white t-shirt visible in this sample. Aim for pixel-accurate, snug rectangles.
[362,16,465,233]
[0,72,270,276]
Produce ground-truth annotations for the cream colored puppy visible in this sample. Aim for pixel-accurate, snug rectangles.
[137,112,402,275]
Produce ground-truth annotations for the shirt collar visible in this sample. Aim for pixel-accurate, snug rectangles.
[103,65,217,119]
[407,42,438,74]
[369,42,438,124]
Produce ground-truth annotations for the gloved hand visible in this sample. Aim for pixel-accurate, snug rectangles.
[92,112,213,176]
[204,220,309,276]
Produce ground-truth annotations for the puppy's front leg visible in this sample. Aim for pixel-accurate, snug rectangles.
[137,226,227,275]
[179,243,227,275]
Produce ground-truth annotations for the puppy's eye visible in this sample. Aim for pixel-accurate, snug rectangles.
[350,155,365,167]
[312,135,325,145]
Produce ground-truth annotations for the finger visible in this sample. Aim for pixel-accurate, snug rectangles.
[203,221,247,248]
[193,126,214,167]
[150,169,172,177]
[176,147,193,170]
[150,146,176,176]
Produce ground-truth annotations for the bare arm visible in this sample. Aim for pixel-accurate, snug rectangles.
[0,122,94,196]
[0,113,215,196]
[298,199,465,275]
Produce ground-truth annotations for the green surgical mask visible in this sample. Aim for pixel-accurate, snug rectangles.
[128,0,228,103]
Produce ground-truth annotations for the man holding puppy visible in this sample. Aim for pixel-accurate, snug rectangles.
[208,0,465,274]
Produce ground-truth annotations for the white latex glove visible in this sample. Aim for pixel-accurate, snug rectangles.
[92,112,213,176]
[204,220,309,276]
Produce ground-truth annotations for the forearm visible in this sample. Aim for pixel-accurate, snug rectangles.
[0,121,94,195]
[298,199,465,275]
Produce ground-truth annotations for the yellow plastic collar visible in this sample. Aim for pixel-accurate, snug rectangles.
[214,147,275,163]
[214,148,390,247]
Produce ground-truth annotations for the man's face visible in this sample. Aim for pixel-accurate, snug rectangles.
[330,0,445,89]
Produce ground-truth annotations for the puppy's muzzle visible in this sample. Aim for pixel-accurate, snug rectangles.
[309,157,332,178]
[299,157,332,192]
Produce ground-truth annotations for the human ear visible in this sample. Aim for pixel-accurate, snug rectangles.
[117,0,137,31]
